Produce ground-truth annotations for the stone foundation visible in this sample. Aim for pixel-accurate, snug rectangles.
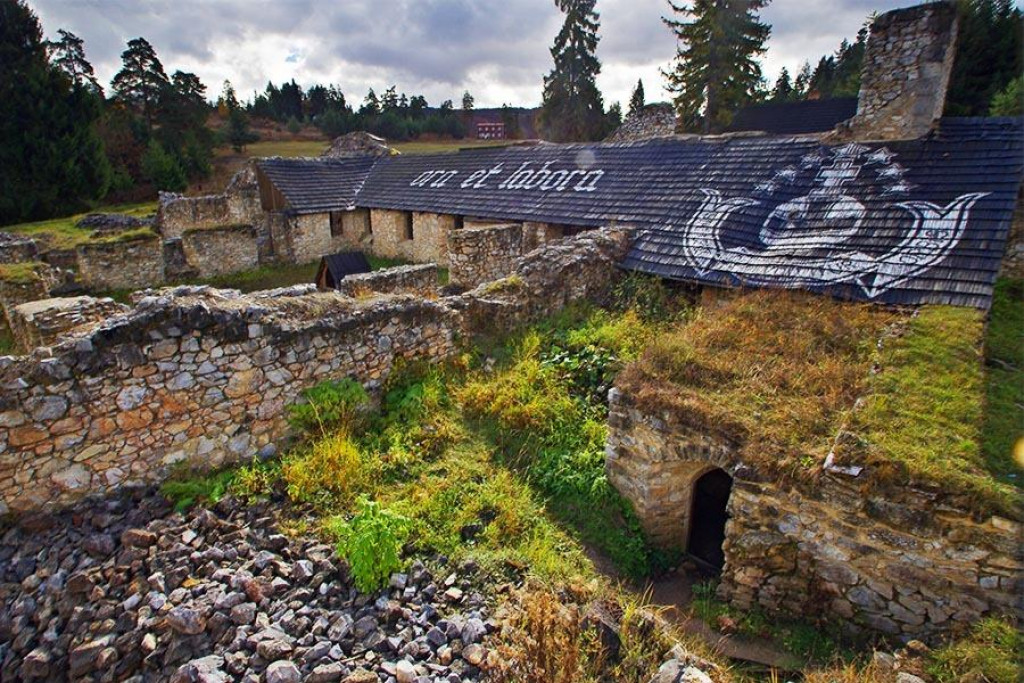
[336,264,438,298]
[9,296,129,352]
[0,265,57,331]
[448,223,523,288]
[0,234,38,264]
[182,225,259,278]
[606,390,1023,642]
[76,235,165,291]
[0,228,634,513]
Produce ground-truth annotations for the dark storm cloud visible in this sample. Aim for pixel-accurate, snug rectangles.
[27,0,992,108]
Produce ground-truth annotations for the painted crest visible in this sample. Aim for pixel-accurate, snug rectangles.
[676,143,988,297]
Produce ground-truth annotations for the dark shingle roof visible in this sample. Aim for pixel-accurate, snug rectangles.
[256,117,1023,308]
[317,251,372,289]
[257,156,378,213]
[355,117,1023,308]
[725,98,859,135]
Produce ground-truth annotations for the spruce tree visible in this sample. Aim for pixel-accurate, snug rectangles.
[629,79,646,116]
[539,0,607,142]
[111,37,168,130]
[662,0,771,132]
[945,0,1023,116]
[0,0,111,224]
[772,68,793,101]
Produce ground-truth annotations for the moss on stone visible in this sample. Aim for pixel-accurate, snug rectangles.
[0,261,48,285]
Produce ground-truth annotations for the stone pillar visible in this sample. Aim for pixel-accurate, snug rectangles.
[840,1,959,141]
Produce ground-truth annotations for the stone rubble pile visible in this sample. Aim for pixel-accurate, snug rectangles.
[0,491,497,682]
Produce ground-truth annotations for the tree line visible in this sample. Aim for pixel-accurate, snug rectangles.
[543,0,1022,139]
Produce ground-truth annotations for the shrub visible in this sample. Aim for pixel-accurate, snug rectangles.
[282,433,370,504]
[160,467,234,511]
[286,116,302,134]
[328,496,411,593]
[231,457,279,500]
[286,377,369,437]
[141,139,186,192]
[612,271,677,322]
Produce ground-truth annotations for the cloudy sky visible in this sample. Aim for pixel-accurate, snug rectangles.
[27,0,975,109]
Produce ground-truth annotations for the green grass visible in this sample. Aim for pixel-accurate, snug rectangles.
[0,320,16,355]
[0,261,50,285]
[982,278,1023,494]
[926,617,1023,683]
[3,201,158,251]
[838,304,1020,519]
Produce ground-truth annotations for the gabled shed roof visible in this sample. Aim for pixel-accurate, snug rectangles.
[257,156,378,214]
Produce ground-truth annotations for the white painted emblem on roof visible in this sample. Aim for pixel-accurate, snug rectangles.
[676,144,988,297]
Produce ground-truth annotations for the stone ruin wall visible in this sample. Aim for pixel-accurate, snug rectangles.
[0,228,634,514]
[182,225,260,279]
[156,163,263,240]
[9,296,128,352]
[448,224,524,289]
[841,2,959,141]
[606,103,677,143]
[335,264,438,299]
[75,236,166,291]
[606,390,1023,643]
[0,289,459,514]
[368,210,455,267]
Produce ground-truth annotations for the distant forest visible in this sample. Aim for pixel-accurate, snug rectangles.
[0,0,1020,227]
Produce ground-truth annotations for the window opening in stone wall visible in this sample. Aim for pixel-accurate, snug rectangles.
[403,212,414,241]
[454,215,465,230]
[330,211,344,237]
[686,468,732,572]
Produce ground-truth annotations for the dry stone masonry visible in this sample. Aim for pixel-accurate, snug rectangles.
[9,296,128,352]
[336,264,439,299]
[606,103,677,143]
[76,234,165,291]
[448,224,523,289]
[840,2,959,141]
[605,390,1023,643]
[0,229,631,514]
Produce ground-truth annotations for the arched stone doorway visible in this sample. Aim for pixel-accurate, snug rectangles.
[686,468,733,572]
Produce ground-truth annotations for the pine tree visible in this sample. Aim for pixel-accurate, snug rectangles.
[772,68,794,101]
[539,0,607,142]
[0,0,111,224]
[462,90,475,112]
[361,89,381,116]
[629,79,646,116]
[111,37,168,129]
[662,0,771,132]
[47,29,101,94]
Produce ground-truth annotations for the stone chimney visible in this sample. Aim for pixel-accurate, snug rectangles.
[840,1,959,141]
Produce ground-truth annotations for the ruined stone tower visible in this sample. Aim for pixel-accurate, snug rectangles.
[842,1,960,140]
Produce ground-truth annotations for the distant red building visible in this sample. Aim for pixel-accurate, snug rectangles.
[476,122,505,140]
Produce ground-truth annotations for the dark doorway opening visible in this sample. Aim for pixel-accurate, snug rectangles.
[687,468,732,572]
